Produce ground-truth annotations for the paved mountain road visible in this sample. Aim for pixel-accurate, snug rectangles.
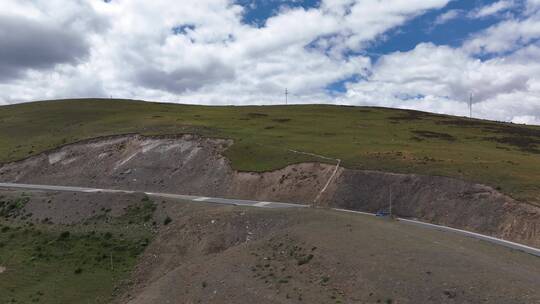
[0,182,305,209]
[0,182,538,257]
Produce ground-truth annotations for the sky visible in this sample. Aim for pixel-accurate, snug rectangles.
[1,0,540,125]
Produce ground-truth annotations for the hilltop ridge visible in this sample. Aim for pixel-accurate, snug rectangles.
[1,99,539,205]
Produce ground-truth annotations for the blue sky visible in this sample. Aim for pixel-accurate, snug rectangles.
[233,0,539,109]
[238,0,322,26]
[364,1,501,53]
[239,0,520,58]
[1,0,540,124]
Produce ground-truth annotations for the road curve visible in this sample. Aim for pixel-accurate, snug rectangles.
[332,208,540,257]
[0,182,306,209]
[0,182,538,257]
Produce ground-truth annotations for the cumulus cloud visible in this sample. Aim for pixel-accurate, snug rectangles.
[0,0,448,103]
[134,60,236,94]
[463,14,540,55]
[527,0,540,12]
[0,0,539,125]
[347,43,540,121]
[433,9,462,26]
[0,15,89,81]
[469,0,515,18]
[433,1,516,29]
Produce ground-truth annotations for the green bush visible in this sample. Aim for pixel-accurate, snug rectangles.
[163,216,172,225]
[296,254,314,266]
[58,231,70,240]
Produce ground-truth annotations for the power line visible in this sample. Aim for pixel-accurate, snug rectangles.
[285,88,288,105]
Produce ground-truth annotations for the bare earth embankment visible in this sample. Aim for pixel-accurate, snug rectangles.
[1,188,539,304]
[1,134,538,248]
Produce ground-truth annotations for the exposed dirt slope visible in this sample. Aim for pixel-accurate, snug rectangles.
[330,170,540,248]
[120,202,540,304]
[0,135,333,203]
[0,134,538,247]
[3,189,540,304]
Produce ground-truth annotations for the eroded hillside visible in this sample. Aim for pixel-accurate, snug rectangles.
[1,99,539,205]
[1,134,538,247]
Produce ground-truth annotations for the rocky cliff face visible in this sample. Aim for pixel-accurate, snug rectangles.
[1,134,538,247]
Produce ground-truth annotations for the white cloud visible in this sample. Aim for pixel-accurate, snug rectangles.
[527,0,540,12]
[0,0,450,105]
[434,9,462,25]
[340,0,450,50]
[0,0,539,125]
[512,115,540,124]
[346,43,540,123]
[469,0,515,18]
[463,12,540,55]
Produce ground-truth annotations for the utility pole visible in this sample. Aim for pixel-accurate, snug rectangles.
[469,92,473,118]
[285,88,288,105]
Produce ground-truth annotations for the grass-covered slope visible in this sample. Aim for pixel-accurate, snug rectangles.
[0,98,539,205]
[0,191,154,303]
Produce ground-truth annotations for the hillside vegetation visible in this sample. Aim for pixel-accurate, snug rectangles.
[0,190,154,303]
[0,99,539,205]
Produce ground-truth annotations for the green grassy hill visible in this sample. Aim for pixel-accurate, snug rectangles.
[1,98,539,205]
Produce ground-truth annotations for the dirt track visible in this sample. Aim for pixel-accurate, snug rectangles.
[0,134,538,247]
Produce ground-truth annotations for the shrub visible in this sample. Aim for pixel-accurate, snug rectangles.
[297,254,314,265]
[321,276,330,283]
[163,216,172,225]
[58,231,70,240]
